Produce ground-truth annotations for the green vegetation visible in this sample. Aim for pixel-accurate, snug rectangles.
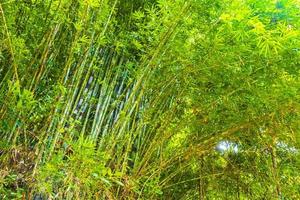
[0,0,299,199]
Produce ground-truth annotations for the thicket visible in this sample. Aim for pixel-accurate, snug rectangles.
[0,0,299,199]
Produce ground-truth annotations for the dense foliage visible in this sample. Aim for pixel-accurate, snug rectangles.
[0,0,299,199]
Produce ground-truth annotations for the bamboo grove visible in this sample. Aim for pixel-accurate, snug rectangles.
[0,0,300,199]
